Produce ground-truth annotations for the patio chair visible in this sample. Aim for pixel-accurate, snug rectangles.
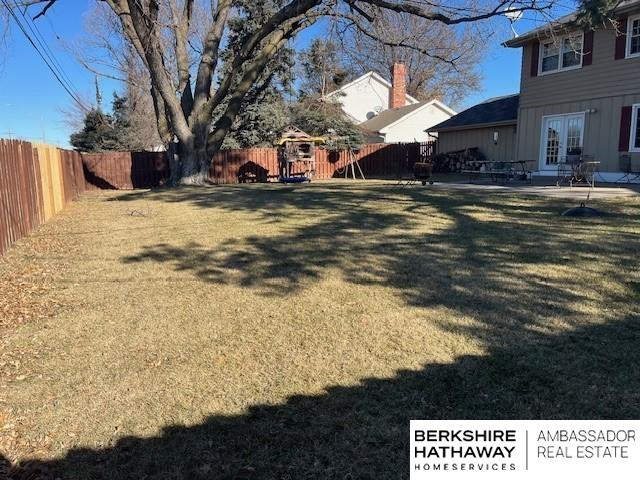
[574,155,597,188]
[616,154,640,183]
[557,152,597,188]
[556,159,573,187]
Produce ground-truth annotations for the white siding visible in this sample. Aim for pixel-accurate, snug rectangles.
[329,74,418,124]
[382,105,452,143]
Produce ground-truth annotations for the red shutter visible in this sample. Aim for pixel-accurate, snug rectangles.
[530,41,540,77]
[615,16,628,60]
[583,30,595,65]
[619,106,633,152]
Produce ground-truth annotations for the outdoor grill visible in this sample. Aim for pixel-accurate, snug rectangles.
[413,162,434,185]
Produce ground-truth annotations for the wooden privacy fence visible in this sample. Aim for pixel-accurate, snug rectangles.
[82,151,170,190]
[81,142,436,189]
[0,140,434,256]
[0,140,85,257]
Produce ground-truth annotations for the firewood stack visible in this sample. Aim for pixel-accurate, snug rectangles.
[432,148,487,173]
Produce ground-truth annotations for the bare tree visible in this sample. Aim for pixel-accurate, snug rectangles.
[22,0,596,185]
[341,9,486,106]
[58,89,95,132]
[58,4,162,148]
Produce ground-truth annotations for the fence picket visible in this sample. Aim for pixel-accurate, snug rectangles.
[0,140,87,257]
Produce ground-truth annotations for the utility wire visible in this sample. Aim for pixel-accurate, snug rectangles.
[1,0,89,111]
[13,0,85,107]
[15,2,83,100]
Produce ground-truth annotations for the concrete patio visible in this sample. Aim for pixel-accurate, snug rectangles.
[429,181,640,200]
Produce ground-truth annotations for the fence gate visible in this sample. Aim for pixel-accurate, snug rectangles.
[420,141,436,162]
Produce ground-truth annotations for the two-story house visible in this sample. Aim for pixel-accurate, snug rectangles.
[506,0,640,180]
[324,63,455,143]
[429,1,640,180]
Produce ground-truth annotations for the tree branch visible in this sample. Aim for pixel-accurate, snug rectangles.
[207,17,314,154]
[201,0,322,123]
[191,0,232,118]
[355,0,555,25]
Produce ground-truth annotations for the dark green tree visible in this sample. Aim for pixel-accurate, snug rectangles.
[290,99,363,149]
[219,0,294,149]
[69,109,120,152]
[222,92,290,149]
[69,93,134,152]
[576,0,622,28]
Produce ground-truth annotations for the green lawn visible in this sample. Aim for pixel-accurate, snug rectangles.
[1,181,639,479]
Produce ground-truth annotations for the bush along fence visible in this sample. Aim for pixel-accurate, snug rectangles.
[0,140,85,257]
[82,142,436,189]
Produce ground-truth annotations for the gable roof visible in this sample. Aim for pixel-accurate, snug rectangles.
[360,102,425,132]
[361,99,456,134]
[324,71,420,105]
[427,95,519,133]
[505,0,640,47]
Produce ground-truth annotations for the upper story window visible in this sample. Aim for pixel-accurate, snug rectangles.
[627,15,640,58]
[631,104,640,153]
[539,33,583,74]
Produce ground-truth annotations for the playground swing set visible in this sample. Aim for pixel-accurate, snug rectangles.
[275,125,433,185]
[275,126,325,183]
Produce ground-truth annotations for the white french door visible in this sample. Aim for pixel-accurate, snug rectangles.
[540,113,585,170]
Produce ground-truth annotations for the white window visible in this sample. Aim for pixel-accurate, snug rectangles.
[627,15,640,58]
[539,33,584,74]
[631,104,640,153]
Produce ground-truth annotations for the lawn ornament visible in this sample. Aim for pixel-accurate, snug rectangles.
[561,180,608,217]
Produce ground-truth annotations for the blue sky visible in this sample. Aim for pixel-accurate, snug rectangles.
[0,1,573,148]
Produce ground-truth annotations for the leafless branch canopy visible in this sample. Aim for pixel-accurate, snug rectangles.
[21,0,577,184]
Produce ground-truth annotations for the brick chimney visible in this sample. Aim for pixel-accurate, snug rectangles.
[389,63,407,109]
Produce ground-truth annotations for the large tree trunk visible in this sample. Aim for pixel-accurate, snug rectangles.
[175,143,210,185]
[164,110,215,186]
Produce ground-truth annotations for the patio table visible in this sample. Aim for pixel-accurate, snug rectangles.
[463,160,532,184]
[557,158,600,188]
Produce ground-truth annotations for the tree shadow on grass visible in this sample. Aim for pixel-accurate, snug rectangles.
[120,184,639,341]
[3,314,640,480]
[5,184,637,479]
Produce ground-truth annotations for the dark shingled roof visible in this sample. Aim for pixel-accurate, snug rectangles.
[427,95,519,132]
[360,102,427,132]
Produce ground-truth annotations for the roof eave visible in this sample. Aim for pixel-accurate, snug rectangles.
[505,1,640,48]
[380,100,454,132]
[426,119,517,133]
[504,21,578,48]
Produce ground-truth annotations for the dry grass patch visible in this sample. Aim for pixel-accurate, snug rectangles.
[1,181,639,479]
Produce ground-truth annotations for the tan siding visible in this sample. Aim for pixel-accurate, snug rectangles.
[437,125,518,162]
[520,27,640,109]
[516,94,640,172]
[515,17,640,174]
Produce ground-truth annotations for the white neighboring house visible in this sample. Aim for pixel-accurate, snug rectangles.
[360,99,456,143]
[323,63,456,143]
